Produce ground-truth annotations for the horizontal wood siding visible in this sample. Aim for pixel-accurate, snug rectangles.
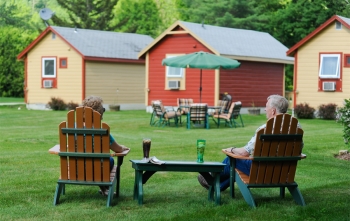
[148,34,216,106]
[26,32,82,104]
[85,62,145,105]
[296,23,350,108]
[220,61,284,108]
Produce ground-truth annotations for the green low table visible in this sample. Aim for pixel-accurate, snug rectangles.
[130,160,225,205]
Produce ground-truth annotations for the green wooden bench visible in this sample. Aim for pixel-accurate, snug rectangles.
[130,160,225,205]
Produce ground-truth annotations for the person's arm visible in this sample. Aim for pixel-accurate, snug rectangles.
[109,134,129,153]
[223,147,249,156]
[110,141,129,153]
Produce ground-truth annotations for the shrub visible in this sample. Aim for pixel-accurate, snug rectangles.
[48,97,67,110]
[337,99,350,144]
[318,103,337,120]
[294,103,315,119]
[67,101,80,110]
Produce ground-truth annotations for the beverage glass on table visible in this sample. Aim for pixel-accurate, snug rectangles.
[196,139,206,163]
[143,138,151,159]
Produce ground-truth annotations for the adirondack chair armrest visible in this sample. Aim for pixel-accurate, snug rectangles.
[111,149,131,156]
[221,149,253,160]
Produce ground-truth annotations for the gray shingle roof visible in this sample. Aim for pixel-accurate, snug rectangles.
[336,15,350,26]
[179,21,293,62]
[51,26,154,60]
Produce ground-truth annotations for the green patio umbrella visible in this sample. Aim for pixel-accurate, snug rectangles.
[162,51,240,103]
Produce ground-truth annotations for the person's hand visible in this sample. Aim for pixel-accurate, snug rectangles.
[223,147,236,153]
[121,145,130,151]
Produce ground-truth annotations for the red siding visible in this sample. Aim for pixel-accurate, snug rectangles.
[148,34,216,106]
[220,61,284,108]
[147,34,285,108]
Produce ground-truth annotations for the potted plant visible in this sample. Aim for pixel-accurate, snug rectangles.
[248,101,260,115]
[109,88,120,111]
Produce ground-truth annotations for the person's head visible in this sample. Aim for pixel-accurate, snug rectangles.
[265,95,289,119]
[82,95,105,116]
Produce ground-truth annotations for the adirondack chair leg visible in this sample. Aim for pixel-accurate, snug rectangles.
[229,157,236,198]
[287,186,306,206]
[239,115,244,127]
[236,177,256,208]
[53,183,64,206]
[280,187,285,198]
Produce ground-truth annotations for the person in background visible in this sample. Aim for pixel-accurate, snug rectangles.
[82,95,130,195]
[198,94,301,191]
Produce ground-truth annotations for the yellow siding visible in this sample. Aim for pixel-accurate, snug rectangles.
[296,23,350,108]
[26,32,82,105]
[85,62,145,105]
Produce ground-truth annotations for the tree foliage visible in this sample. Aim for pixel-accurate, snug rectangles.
[52,0,119,30]
[0,27,36,97]
[113,0,163,37]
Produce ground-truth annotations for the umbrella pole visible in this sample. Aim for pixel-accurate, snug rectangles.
[199,69,202,103]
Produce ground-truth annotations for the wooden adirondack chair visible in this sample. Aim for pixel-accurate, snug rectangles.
[53,107,117,207]
[222,113,306,208]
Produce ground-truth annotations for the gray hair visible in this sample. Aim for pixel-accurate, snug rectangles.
[267,95,289,113]
[82,95,104,115]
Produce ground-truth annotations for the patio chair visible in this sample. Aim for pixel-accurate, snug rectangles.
[211,101,239,128]
[208,100,228,116]
[177,98,193,124]
[187,103,209,129]
[231,101,244,127]
[222,113,306,208]
[53,107,118,207]
[152,102,178,127]
[150,100,162,126]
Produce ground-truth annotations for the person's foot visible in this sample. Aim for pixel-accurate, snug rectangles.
[197,174,210,190]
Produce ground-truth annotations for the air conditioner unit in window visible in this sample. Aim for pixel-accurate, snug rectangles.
[323,82,336,91]
[43,80,53,88]
[168,80,180,89]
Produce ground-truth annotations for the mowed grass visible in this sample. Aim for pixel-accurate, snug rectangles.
[0,105,350,221]
[0,97,24,103]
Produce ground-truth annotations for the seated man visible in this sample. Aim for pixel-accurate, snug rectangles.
[198,94,302,191]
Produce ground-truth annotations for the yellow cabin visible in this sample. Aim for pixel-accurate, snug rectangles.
[17,26,153,110]
[287,15,350,109]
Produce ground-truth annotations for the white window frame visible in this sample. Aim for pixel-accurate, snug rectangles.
[166,56,184,78]
[42,57,56,78]
[319,54,340,79]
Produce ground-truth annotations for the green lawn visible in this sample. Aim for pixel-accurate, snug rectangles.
[0,106,349,221]
[0,97,24,103]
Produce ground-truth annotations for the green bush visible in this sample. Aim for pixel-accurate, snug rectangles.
[337,99,350,144]
[294,103,315,119]
[318,103,337,120]
[48,97,67,110]
[67,101,80,110]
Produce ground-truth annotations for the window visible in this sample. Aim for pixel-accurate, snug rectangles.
[59,57,67,68]
[319,54,340,78]
[42,57,56,77]
[344,54,350,67]
[166,56,184,77]
[335,21,342,30]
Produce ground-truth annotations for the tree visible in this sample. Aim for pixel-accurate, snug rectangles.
[0,27,36,97]
[268,0,350,48]
[52,0,119,30]
[114,0,163,37]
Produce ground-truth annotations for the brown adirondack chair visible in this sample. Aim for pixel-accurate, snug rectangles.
[222,113,306,207]
[53,107,118,207]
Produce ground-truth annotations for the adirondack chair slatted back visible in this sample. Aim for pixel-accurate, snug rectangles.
[248,113,303,185]
[59,106,111,182]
